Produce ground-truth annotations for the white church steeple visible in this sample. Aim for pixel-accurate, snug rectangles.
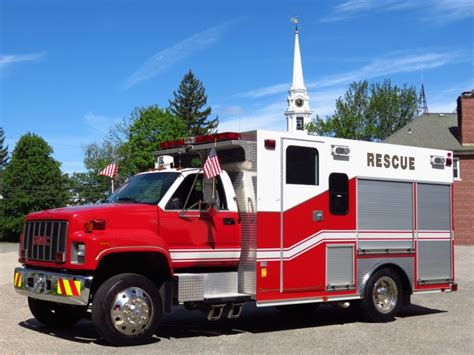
[285,17,312,134]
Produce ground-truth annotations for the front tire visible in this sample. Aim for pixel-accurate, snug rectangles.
[92,273,161,346]
[360,268,402,322]
[28,298,86,327]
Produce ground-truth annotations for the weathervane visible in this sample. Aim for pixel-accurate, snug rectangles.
[290,16,299,32]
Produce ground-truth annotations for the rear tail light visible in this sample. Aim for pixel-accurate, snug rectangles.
[264,139,276,150]
[446,152,452,167]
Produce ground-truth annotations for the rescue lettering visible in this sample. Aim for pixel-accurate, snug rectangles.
[367,153,415,170]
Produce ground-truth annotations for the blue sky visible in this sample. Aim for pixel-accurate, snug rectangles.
[1,0,473,174]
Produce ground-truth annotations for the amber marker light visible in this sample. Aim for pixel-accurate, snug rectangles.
[84,219,106,233]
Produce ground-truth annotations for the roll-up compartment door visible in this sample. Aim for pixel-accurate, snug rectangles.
[416,183,452,284]
[357,179,413,251]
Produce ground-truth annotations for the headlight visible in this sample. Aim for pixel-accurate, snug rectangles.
[71,242,86,264]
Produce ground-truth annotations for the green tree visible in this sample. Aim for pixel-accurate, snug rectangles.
[122,106,187,174]
[307,80,419,141]
[0,133,68,241]
[81,118,131,200]
[0,127,8,169]
[66,172,110,205]
[81,106,187,198]
[169,70,218,136]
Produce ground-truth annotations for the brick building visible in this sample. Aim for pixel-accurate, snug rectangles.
[385,90,474,245]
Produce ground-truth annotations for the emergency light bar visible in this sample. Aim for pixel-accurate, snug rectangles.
[331,145,351,157]
[160,132,240,150]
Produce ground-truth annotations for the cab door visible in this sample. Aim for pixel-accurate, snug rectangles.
[159,172,240,264]
[281,138,329,292]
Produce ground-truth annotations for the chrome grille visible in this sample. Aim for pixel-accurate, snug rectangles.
[23,220,68,262]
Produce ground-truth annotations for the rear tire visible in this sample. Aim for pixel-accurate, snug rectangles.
[92,273,162,346]
[360,268,402,322]
[28,298,86,327]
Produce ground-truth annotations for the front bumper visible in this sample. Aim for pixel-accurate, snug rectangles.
[13,267,93,306]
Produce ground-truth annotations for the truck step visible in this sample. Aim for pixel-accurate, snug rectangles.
[207,303,226,321]
[203,292,251,303]
[227,302,245,319]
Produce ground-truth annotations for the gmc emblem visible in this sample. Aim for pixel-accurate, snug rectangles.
[32,236,51,246]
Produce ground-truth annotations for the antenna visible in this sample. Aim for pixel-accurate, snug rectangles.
[290,16,299,31]
[418,83,429,115]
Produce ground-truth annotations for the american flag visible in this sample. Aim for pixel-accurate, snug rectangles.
[203,147,222,179]
[99,161,118,179]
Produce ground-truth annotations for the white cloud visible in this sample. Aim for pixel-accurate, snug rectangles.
[218,102,287,132]
[322,0,473,23]
[0,52,46,71]
[60,160,87,174]
[83,112,119,135]
[429,0,474,23]
[237,83,289,99]
[234,50,465,99]
[123,18,241,89]
[428,81,474,112]
[310,50,465,89]
[309,86,347,117]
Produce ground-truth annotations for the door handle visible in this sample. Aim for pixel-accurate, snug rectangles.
[223,218,236,225]
[313,210,323,222]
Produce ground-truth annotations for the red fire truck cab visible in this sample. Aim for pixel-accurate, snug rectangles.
[14,130,457,345]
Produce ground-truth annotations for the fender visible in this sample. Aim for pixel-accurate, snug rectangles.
[93,235,174,275]
[358,259,414,296]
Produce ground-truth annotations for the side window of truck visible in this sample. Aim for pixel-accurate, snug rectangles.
[286,146,319,185]
[329,173,349,215]
[165,174,228,210]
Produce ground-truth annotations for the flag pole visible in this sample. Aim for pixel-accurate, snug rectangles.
[212,139,217,201]
[111,178,115,193]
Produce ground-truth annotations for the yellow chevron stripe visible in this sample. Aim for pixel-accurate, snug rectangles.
[74,280,81,296]
[57,280,62,295]
[14,273,21,288]
[63,279,72,296]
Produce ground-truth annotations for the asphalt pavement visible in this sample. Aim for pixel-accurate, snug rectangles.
[0,243,473,354]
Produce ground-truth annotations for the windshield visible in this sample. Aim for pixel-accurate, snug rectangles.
[105,172,179,205]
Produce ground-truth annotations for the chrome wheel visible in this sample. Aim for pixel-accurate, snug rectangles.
[372,276,398,314]
[110,287,153,336]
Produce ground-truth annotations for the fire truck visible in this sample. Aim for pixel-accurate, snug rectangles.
[13,130,457,345]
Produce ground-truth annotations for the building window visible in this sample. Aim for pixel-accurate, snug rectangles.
[286,146,319,185]
[453,157,461,180]
[329,173,349,215]
[296,117,304,130]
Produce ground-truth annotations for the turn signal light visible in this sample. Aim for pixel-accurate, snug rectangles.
[84,219,106,233]
[55,251,66,262]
